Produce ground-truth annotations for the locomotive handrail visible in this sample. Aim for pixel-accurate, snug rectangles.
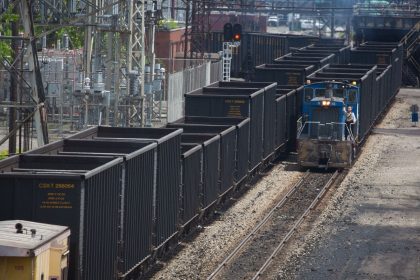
[297,120,355,142]
[345,122,356,142]
[297,120,320,139]
[296,116,305,136]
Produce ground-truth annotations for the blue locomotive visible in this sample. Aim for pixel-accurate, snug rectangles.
[297,81,360,168]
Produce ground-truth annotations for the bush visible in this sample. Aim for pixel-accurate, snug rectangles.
[158,19,178,30]
[0,150,9,160]
[0,149,21,160]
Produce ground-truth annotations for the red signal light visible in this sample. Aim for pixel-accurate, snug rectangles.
[232,23,242,42]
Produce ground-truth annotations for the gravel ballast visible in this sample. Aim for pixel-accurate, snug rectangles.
[271,88,420,279]
[152,162,303,279]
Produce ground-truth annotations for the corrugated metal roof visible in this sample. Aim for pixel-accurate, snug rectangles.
[0,220,70,257]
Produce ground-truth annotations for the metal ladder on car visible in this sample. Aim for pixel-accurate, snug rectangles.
[222,42,232,81]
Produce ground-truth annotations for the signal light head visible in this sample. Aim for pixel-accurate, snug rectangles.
[224,23,242,42]
[223,23,233,41]
[232,23,242,42]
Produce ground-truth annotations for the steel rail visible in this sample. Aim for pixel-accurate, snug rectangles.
[206,169,311,280]
[251,170,340,280]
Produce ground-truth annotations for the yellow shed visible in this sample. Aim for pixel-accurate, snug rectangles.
[0,220,70,280]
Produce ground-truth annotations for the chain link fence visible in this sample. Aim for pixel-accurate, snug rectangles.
[166,60,222,122]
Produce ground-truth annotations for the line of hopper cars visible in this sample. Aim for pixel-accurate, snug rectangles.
[254,41,402,167]
[0,41,402,279]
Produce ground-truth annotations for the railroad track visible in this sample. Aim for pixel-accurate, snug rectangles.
[207,169,340,280]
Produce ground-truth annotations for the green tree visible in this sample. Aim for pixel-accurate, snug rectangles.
[0,5,19,58]
[56,26,84,49]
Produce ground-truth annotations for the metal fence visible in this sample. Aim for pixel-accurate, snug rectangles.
[167,61,222,122]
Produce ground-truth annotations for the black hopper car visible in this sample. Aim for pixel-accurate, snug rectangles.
[0,40,402,279]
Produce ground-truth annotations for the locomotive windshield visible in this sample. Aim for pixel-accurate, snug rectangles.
[304,88,313,101]
[299,81,360,142]
[333,88,344,98]
[348,89,357,102]
[316,88,344,98]
[303,82,359,103]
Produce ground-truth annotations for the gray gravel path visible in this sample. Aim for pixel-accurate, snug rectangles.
[274,88,420,280]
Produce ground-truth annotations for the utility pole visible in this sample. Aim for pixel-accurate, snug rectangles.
[331,0,336,38]
[183,0,190,63]
[8,5,18,155]
[171,0,176,19]
[84,0,97,79]
[145,2,157,127]
[21,0,48,146]
[128,0,146,126]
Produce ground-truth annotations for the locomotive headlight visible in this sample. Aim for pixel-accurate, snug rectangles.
[322,100,331,106]
[351,81,357,86]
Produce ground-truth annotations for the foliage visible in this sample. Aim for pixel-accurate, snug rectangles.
[158,19,179,30]
[0,5,19,23]
[0,5,19,58]
[0,41,12,57]
[32,25,84,50]
[56,27,84,49]
[0,150,8,160]
[0,148,21,159]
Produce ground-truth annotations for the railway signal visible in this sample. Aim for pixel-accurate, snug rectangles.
[233,23,242,42]
[223,23,233,41]
[223,23,242,42]
[222,23,242,81]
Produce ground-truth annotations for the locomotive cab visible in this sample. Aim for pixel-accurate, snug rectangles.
[297,81,360,168]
